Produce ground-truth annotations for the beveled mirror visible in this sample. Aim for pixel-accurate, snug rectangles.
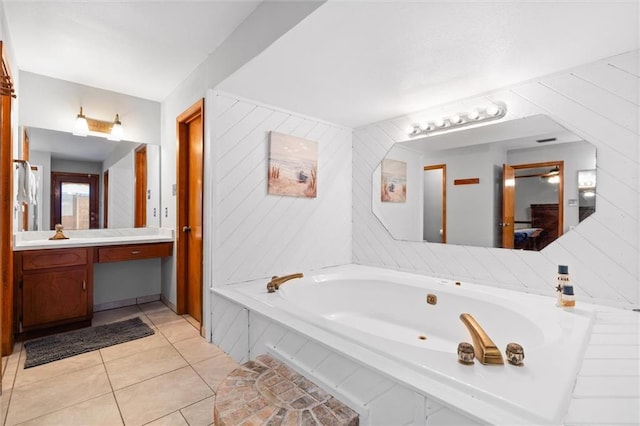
[372,115,596,250]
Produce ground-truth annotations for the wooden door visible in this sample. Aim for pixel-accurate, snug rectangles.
[134,145,147,228]
[501,164,516,248]
[103,170,109,228]
[51,172,99,229]
[176,99,204,323]
[423,164,447,243]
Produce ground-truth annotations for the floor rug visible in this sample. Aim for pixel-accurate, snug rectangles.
[24,316,155,369]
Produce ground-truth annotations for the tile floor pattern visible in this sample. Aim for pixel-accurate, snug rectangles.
[1,302,241,426]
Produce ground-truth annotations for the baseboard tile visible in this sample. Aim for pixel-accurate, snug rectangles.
[94,294,161,312]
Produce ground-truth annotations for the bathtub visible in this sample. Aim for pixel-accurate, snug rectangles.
[214,265,595,425]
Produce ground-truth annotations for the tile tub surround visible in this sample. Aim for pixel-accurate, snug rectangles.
[13,227,174,250]
[214,354,359,425]
[212,264,640,425]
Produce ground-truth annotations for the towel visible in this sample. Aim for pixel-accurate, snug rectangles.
[15,161,33,204]
[29,170,37,205]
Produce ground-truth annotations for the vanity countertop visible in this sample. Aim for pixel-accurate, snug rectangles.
[13,228,174,251]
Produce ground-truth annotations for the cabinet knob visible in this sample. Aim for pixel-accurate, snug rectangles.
[82,280,86,291]
[183,226,191,233]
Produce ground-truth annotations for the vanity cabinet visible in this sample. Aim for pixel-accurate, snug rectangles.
[14,247,93,333]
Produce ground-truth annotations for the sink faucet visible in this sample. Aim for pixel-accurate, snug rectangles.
[267,273,304,293]
[459,313,504,365]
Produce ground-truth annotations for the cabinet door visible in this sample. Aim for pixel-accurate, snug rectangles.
[22,268,88,328]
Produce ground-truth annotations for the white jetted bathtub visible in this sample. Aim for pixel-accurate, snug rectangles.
[214,265,595,424]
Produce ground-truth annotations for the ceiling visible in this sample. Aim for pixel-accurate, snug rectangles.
[219,1,639,128]
[28,127,140,162]
[2,0,261,101]
[2,1,638,129]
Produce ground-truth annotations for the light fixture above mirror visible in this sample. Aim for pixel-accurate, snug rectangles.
[73,106,124,141]
[408,104,507,138]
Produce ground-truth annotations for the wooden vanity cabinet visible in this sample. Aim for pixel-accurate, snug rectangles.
[14,247,93,333]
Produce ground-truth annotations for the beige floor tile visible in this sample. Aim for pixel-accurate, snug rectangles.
[1,388,11,426]
[100,331,170,363]
[180,395,215,426]
[6,364,111,426]
[105,344,188,390]
[14,350,103,389]
[146,310,186,327]
[1,348,23,392]
[144,411,189,426]
[157,320,201,343]
[183,315,201,330]
[115,366,213,426]
[17,393,123,426]
[173,337,225,365]
[92,305,144,326]
[138,301,173,315]
[191,354,239,392]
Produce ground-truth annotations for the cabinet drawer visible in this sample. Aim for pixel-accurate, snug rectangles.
[22,248,88,271]
[97,242,173,263]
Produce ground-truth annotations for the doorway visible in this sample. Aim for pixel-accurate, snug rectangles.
[423,164,446,243]
[134,145,147,228]
[176,99,204,325]
[502,161,564,250]
[51,172,99,230]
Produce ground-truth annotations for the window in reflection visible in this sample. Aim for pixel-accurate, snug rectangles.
[61,182,90,229]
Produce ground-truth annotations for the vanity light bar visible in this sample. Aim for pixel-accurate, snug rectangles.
[408,104,507,137]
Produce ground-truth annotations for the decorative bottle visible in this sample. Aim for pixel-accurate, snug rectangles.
[556,265,567,306]
[559,265,575,307]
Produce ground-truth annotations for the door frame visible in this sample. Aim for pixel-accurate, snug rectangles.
[176,98,204,316]
[134,145,147,228]
[423,164,447,243]
[503,160,564,248]
[51,172,100,230]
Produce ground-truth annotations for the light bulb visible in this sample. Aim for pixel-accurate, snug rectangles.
[468,109,480,120]
[434,118,446,127]
[108,114,123,141]
[486,105,500,116]
[450,114,462,124]
[73,107,89,137]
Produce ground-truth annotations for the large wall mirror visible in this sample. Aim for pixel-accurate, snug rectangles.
[16,127,160,231]
[372,115,596,251]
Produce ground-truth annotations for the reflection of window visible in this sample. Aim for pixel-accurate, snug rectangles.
[61,183,90,230]
[578,169,596,222]
[51,172,99,230]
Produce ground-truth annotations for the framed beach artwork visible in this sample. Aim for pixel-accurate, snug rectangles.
[381,159,407,202]
[268,131,318,198]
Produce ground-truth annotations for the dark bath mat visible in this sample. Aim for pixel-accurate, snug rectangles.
[24,316,155,369]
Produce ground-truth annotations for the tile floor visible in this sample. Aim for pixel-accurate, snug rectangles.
[1,302,240,426]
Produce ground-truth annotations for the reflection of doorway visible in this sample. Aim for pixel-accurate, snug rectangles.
[423,164,446,243]
[176,99,204,326]
[51,172,99,229]
[502,161,564,250]
[103,170,109,228]
[134,145,147,228]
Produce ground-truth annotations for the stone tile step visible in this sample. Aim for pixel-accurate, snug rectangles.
[214,354,359,426]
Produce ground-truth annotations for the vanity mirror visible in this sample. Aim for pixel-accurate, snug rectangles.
[372,115,596,250]
[17,127,160,231]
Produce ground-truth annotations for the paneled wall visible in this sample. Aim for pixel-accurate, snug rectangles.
[210,92,352,285]
[353,50,639,308]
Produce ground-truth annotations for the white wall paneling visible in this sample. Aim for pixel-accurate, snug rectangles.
[241,309,480,426]
[210,92,352,286]
[353,50,640,308]
[211,294,249,363]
